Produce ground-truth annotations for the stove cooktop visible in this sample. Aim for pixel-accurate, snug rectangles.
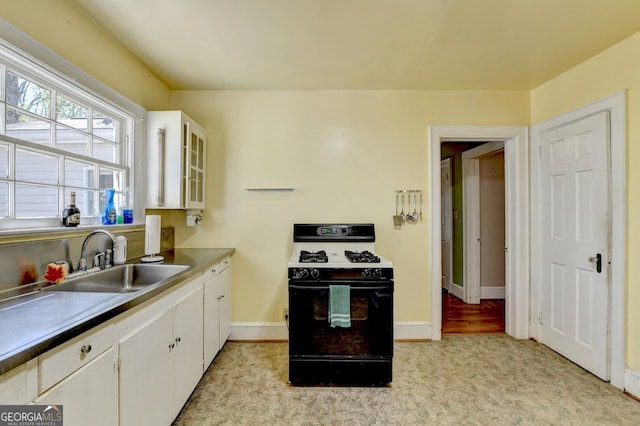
[289,247,392,269]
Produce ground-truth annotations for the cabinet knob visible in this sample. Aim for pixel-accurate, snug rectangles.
[80,344,92,354]
[169,343,175,351]
[175,337,181,344]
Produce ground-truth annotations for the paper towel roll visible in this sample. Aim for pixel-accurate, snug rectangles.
[142,215,163,262]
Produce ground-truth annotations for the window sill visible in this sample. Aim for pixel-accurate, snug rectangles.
[0,223,145,245]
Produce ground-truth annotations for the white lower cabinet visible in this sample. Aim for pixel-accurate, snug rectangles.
[35,347,117,426]
[119,309,173,426]
[204,257,232,367]
[1,256,231,426]
[171,287,205,416]
[119,284,204,426]
[0,359,37,404]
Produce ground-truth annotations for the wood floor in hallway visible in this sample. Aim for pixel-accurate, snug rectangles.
[442,292,505,333]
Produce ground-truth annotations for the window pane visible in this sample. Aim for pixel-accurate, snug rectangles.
[16,148,58,184]
[98,168,123,191]
[56,125,89,155]
[64,188,97,217]
[57,95,87,130]
[0,143,8,178]
[93,111,117,142]
[0,182,8,217]
[6,71,51,118]
[65,158,94,188]
[93,139,118,163]
[15,184,58,217]
[5,109,52,145]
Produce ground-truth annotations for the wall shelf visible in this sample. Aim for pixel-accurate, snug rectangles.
[244,188,294,192]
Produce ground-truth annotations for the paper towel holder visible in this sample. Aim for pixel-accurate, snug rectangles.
[141,215,164,263]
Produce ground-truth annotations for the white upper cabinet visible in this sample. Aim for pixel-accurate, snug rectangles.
[146,111,206,210]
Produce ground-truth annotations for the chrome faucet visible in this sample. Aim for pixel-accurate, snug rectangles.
[78,229,117,271]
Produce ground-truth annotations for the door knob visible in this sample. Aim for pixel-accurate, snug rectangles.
[588,253,602,273]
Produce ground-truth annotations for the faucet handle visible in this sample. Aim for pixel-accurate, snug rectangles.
[93,252,105,269]
[105,249,113,268]
[77,258,87,272]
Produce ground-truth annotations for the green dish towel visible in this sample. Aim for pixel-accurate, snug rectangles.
[329,285,351,328]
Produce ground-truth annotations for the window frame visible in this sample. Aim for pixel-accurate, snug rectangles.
[0,21,146,234]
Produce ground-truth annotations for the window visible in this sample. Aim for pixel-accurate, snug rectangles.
[0,37,141,230]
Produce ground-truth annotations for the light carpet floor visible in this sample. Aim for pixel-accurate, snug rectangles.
[173,334,640,425]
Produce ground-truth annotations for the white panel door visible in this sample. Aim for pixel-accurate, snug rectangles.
[539,111,610,380]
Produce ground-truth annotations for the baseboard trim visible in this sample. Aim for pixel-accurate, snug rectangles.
[394,322,432,340]
[450,282,464,299]
[625,369,640,399]
[480,286,506,299]
[230,322,288,341]
[230,321,434,341]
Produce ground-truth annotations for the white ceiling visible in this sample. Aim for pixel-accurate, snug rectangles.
[72,0,640,91]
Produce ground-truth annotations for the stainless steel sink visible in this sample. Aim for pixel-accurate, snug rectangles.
[42,264,190,293]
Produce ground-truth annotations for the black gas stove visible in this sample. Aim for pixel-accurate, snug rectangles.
[288,223,394,386]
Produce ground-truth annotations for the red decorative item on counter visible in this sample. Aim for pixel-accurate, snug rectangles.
[43,263,68,284]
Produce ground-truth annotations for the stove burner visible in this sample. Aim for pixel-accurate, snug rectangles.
[344,250,380,263]
[299,250,328,263]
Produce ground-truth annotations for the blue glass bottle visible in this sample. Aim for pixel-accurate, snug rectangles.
[102,188,117,225]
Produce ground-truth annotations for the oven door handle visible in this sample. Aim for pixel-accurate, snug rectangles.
[289,283,392,291]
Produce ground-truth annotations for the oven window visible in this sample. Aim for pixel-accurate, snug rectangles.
[313,296,368,321]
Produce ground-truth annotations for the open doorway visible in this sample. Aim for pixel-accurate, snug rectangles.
[428,125,529,342]
[440,142,506,333]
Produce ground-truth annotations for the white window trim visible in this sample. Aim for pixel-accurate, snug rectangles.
[0,18,146,234]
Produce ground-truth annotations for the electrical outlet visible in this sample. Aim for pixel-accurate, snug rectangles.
[283,308,289,320]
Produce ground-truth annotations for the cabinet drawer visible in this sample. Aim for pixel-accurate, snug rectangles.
[203,261,220,282]
[218,256,231,272]
[39,323,114,394]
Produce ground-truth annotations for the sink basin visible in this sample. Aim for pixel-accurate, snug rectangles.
[42,264,190,293]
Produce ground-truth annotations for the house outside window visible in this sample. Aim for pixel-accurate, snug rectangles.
[0,36,143,231]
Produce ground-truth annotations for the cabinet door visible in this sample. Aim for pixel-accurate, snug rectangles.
[218,265,232,345]
[172,287,204,419]
[0,360,37,404]
[185,122,206,210]
[119,310,173,426]
[203,274,221,367]
[36,348,117,426]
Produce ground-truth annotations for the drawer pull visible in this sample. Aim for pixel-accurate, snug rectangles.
[80,344,92,354]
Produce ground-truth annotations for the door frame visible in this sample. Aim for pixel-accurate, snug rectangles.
[429,125,529,341]
[441,158,453,292]
[462,141,505,304]
[530,91,626,389]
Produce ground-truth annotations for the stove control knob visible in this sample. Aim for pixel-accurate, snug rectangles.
[298,269,309,279]
[373,269,382,279]
[310,269,320,279]
[362,269,372,278]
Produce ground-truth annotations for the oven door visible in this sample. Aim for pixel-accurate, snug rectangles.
[288,280,393,358]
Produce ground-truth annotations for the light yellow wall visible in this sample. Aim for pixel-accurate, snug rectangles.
[531,31,640,369]
[0,0,171,110]
[169,90,529,323]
